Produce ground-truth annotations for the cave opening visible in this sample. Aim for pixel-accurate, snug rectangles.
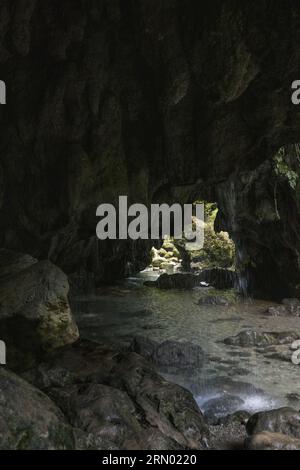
[147,201,236,280]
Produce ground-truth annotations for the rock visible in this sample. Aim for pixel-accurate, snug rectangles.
[245,431,300,450]
[129,336,204,369]
[0,250,79,370]
[157,248,167,257]
[150,242,180,272]
[282,298,300,312]
[224,330,300,348]
[156,273,200,289]
[207,419,246,450]
[0,249,37,279]
[60,383,147,449]
[143,280,157,288]
[198,268,237,290]
[266,305,290,317]
[24,340,209,450]
[263,346,293,363]
[164,251,175,259]
[246,407,300,438]
[219,410,250,426]
[224,330,274,347]
[162,241,175,252]
[266,298,300,317]
[201,394,245,424]
[286,392,300,404]
[160,261,176,273]
[0,368,74,450]
[152,256,165,268]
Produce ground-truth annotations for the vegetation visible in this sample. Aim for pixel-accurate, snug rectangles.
[190,202,235,269]
[274,146,299,190]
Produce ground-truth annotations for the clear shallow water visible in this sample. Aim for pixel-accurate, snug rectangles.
[72,271,300,416]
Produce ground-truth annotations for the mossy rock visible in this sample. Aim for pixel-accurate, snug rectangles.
[162,240,175,252]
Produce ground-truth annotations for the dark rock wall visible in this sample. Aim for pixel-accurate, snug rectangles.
[0,1,300,296]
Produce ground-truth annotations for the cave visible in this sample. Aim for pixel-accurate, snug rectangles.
[1,0,300,453]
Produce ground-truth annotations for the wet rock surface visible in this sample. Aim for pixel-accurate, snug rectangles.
[153,273,200,290]
[0,367,75,450]
[202,394,245,424]
[245,431,300,450]
[23,340,209,450]
[146,269,237,291]
[129,336,204,369]
[197,268,237,290]
[223,329,300,366]
[246,407,300,439]
[0,249,79,370]
[266,298,300,317]
[223,329,300,348]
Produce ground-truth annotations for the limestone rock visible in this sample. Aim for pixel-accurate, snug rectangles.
[246,407,300,439]
[202,394,245,424]
[156,273,200,289]
[24,340,209,450]
[130,336,204,368]
[245,431,300,450]
[0,368,74,450]
[0,250,79,370]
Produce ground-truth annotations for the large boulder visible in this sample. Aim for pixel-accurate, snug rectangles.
[155,273,200,289]
[59,382,148,450]
[150,270,237,290]
[0,250,79,370]
[245,431,300,450]
[198,268,237,290]
[0,367,74,450]
[24,340,209,450]
[130,336,204,369]
[246,407,300,439]
[201,394,245,424]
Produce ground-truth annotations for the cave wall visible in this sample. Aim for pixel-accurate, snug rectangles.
[1,0,300,296]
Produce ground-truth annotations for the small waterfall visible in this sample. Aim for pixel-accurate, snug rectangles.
[235,271,249,297]
[217,179,251,298]
[234,242,250,298]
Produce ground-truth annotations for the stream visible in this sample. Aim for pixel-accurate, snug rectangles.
[72,270,300,420]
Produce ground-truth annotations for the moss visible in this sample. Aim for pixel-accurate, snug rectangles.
[190,204,235,269]
[274,146,299,190]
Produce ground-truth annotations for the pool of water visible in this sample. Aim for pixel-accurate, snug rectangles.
[72,270,300,417]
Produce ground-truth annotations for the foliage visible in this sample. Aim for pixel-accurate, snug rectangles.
[274,146,299,190]
[190,202,235,269]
